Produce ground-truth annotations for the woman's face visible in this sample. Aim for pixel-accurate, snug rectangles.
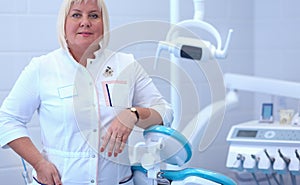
[65,0,103,52]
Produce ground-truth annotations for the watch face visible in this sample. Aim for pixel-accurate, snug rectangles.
[129,107,139,121]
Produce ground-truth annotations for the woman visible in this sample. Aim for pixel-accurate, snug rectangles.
[0,0,173,184]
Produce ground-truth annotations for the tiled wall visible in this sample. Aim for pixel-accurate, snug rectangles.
[253,0,300,123]
[0,0,60,184]
[1,0,299,184]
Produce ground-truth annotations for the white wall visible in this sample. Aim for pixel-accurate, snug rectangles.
[253,0,300,118]
[1,0,300,184]
[0,1,60,184]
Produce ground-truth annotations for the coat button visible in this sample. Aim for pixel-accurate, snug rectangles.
[91,179,95,183]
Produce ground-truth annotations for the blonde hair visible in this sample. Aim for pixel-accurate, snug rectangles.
[57,0,110,50]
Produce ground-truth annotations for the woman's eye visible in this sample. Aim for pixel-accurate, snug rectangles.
[89,14,99,19]
[71,13,81,18]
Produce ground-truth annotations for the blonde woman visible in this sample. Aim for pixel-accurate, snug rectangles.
[0,0,173,184]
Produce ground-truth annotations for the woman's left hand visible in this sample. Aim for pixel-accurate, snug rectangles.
[100,109,137,157]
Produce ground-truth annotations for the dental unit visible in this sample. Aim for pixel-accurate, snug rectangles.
[225,73,300,185]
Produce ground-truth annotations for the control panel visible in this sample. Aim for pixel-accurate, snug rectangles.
[226,120,300,176]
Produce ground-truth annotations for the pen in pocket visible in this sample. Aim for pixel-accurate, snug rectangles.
[105,83,113,107]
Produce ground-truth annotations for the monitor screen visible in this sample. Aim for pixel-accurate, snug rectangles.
[236,130,258,138]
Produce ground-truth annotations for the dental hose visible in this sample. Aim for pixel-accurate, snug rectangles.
[265,174,271,185]
[279,174,284,185]
[251,173,260,185]
[21,158,32,185]
[290,173,297,185]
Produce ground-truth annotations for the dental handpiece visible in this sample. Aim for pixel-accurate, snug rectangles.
[295,149,300,161]
[236,154,245,170]
[278,149,291,166]
[237,153,245,162]
[251,154,260,167]
[251,154,260,162]
[264,149,275,164]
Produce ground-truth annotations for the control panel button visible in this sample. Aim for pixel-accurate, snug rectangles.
[264,131,276,139]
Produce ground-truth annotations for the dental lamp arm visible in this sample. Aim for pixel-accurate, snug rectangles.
[193,0,205,20]
[215,29,234,58]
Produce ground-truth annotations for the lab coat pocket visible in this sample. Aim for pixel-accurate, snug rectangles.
[102,81,130,108]
[57,84,77,99]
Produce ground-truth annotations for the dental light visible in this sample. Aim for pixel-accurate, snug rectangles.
[155,0,233,69]
[154,22,233,68]
[166,20,233,59]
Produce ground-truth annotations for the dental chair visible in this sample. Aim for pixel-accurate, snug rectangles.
[130,86,238,185]
[131,125,237,185]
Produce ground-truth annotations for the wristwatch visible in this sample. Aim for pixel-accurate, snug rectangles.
[128,107,139,122]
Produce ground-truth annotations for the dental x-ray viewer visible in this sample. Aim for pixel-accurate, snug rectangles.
[0,0,173,184]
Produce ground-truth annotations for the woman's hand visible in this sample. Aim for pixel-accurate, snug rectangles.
[100,109,137,157]
[34,158,62,185]
[8,137,63,185]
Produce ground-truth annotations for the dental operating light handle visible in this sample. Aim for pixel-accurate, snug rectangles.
[215,29,233,58]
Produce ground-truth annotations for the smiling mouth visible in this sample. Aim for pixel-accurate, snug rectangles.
[78,32,93,36]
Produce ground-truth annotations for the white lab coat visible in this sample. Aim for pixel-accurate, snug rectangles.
[0,48,173,185]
